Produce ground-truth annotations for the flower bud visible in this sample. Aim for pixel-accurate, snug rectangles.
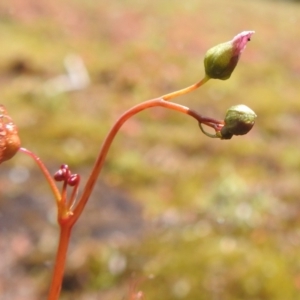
[54,164,71,181]
[220,104,257,140]
[0,105,21,163]
[67,174,80,186]
[204,31,254,80]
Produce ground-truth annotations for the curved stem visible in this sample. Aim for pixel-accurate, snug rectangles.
[71,98,219,224]
[46,97,222,300]
[47,223,72,300]
[161,76,210,101]
[199,122,219,138]
[67,185,80,211]
[19,147,61,203]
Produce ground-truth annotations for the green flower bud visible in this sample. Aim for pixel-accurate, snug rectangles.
[220,104,257,140]
[204,31,254,80]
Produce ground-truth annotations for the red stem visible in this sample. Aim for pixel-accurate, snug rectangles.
[19,147,61,203]
[71,98,220,224]
[22,96,219,299]
[47,223,72,300]
[19,148,72,300]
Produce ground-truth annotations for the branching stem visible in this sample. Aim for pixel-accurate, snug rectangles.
[24,77,217,299]
[72,97,220,224]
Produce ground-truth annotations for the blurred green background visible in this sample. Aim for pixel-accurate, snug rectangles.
[1,0,300,299]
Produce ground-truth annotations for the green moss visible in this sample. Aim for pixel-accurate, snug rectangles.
[2,0,300,299]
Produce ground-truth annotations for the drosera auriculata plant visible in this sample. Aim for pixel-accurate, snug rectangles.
[0,31,256,300]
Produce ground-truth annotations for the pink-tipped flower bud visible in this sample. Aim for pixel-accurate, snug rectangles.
[204,31,254,80]
[0,105,21,164]
[220,104,257,139]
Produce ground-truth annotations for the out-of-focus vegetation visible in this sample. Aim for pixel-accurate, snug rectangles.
[1,0,300,299]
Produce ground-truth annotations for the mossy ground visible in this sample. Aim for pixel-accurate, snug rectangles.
[1,0,300,299]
